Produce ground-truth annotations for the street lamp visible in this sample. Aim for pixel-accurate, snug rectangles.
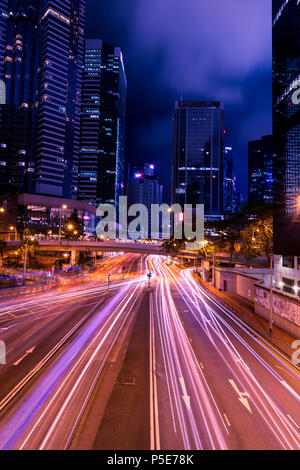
[9,226,17,241]
[0,207,5,214]
[22,236,35,286]
[58,204,68,266]
[269,253,274,335]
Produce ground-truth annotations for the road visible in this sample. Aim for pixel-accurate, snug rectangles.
[147,256,300,450]
[0,254,299,450]
[0,254,147,449]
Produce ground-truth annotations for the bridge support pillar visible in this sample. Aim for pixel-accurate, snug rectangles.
[71,250,77,266]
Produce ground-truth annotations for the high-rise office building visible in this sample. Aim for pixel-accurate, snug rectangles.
[273,0,300,254]
[127,163,163,238]
[79,39,126,207]
[0,0,85,199]
[223,146,238,215]
[248,135,273,205]
[272,0,300,293]
[172,100,224,220]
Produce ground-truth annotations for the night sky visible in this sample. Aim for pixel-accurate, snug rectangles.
[87,0,272,202]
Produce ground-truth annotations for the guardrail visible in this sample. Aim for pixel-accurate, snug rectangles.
[0,282,60,300]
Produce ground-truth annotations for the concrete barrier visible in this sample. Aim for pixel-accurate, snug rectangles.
[0,282,60,300]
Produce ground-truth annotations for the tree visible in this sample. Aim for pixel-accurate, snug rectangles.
[204,203,273,264]
[4,229,40,268]
[64,210,85,240]
[162,237,186,254]
[204,217,242,266]
[240,217,273,260]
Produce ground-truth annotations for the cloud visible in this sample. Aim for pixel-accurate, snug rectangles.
[87,0,272,198]
[130,0,271,103]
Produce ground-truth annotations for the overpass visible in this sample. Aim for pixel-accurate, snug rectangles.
[3,240,202,265]
[4,239,166,258]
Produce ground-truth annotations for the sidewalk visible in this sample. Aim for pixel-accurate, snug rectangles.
[193,273,299,365]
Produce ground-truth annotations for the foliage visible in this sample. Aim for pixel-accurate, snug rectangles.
[240,217,273,260]
[162,237,186,253]
[63,210,85,240]
[203,203,273,262]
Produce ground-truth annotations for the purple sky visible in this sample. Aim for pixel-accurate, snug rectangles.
[87,0,272,201]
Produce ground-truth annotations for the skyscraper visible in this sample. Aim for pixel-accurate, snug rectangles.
[79,39,126,207]
[223,146,238,215]
[127,163,163,239]
[248,135,273,205]
[0,0,85,199]
[172,100,224,220]
[273,0,300,255]
[273,0,300,292]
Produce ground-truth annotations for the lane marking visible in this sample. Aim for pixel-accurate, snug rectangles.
[13,347,36,366]
[229,379,252,414]
[281,381,300,402]
[287,414,299,429]
[179,376,191,410]
[0,297,106,413]
[149,292,161,450]
[223,414,231,427]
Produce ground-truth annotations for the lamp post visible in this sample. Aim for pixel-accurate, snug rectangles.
[269,254,274,335]
[9,226,17,241]
[22,236,35,286]
[212,252,216,287]
[58,204,68,268]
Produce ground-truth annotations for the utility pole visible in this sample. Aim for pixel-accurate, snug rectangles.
[107,273,111,294]
[147,271,152,289]
[22,236,35,286]
[269,254,274,335]
[212,252,216,287]
[57,204,67,269]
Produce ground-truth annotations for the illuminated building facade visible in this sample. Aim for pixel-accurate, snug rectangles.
[172,100,224,220]
[0,0,85,199]
[127,163,163,238]
[248,135,273,205]
[79,39,126,208]
[273,0,300,295]
[273,0,300,255]
[223,146,238,215]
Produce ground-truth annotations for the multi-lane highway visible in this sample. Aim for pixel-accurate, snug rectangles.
[0,254,299,450]
[148,256,300,450]
[0,254,147,449]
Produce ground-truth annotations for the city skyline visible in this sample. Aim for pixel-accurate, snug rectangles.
[86,0,272,201]
[0,0,298,457]
[0,0,85,199]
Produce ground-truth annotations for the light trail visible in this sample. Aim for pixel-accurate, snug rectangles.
[150,256,300,450]
[150,256,228,450]
[0,286,131,449]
